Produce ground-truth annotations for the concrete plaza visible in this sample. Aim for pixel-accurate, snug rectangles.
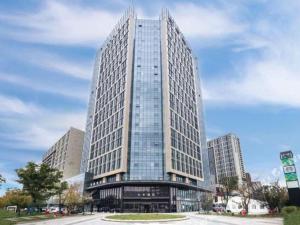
[19,213,283,225]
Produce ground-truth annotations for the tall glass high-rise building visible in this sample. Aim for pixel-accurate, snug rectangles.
[81,8,214,212]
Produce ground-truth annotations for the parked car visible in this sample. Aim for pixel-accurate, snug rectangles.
[99,207,110,212]
[50,207,59,213]
[47,207,65,213]
[212,203,226,212]
[110,208,121,213]
[70,208,83,214]
[41,207,48,212]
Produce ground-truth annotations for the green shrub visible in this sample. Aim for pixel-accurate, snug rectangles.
[282,206,298,215]
[0,209,17,225]
[284,210,300,225]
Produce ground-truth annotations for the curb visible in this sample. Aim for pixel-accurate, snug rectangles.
[102,216,189,223]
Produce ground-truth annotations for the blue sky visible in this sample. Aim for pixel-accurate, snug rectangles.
[0,0,300,194]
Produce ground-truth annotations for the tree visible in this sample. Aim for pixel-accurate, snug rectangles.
[201,193,214,212]
[63,184,82,214]
[239,182,252,214]
[0,174,5,187]
[262,180,288,212]
[55,181,68,214]
[220,176,239,207]
[62,183,92,214]
[0,195,8,208]
[252,186,265,201]
[3,189,32,216]
[16,162,63,210]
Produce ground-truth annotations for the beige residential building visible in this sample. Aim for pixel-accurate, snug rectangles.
[208,133,246,185]
[42,127,85,180]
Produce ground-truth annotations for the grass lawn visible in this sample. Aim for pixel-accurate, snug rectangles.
[106,213,185,221]
[200,211,282,218]
[284,210,300,225]
[0,209,68,225]
[218,212,282,218]
[0,210,19,225]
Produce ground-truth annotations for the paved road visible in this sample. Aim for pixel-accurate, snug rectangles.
[19,213,283,225]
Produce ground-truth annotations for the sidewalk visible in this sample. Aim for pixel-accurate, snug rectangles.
[16,213,99,225]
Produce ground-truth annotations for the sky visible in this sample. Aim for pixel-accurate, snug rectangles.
[0,0,300,195]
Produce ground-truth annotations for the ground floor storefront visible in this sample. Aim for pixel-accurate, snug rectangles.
[87,181,205,213]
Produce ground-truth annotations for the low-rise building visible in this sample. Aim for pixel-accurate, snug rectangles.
[225,196,268,215]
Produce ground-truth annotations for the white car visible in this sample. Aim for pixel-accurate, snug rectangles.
[49,207,64,213]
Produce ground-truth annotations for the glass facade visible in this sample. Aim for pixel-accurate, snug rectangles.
[88,17,130,176]
[80,50,102,173]
[92,187,122,211]
[123,185,169,212]
[127,19,164,180]
[166,16,203,179]
[170,187,201,212]
[84,9,215,213]
[90,184,201,213]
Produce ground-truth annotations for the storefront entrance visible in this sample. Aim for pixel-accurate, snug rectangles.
[88,182,203,213]
[143,204,150,213]
[123,201,170,213]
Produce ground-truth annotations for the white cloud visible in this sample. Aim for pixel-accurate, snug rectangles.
[1,1,298,109]
[271,167,282,178]
[0,181,20,197]
[203,57,300,108]
[0,163,21,196]
[20,50,93,80]
[0,95,40,115]
[202,1,300,108]
[250,166,286,187]
[0,96,86,195]
[0,95,86,150]
[0,1,122,46]
[171,3,244,39]
[0,73,89,101]
[1,111,86,150]
[0,1,245,46]
[0,171,18,188]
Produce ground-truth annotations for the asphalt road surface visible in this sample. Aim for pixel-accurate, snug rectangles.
[19,213,283,225]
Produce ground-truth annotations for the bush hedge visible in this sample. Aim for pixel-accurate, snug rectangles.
[282,206,298,215]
